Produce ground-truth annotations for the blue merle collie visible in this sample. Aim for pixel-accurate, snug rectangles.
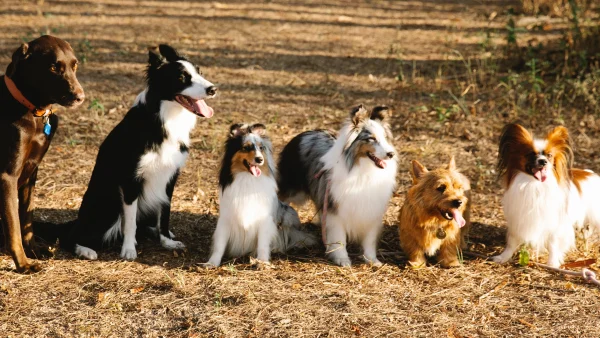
[277,105,397,267]
[37,45,217,260]
[205,123,316,267]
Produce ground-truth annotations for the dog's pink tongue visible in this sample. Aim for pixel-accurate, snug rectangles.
[192,99,214,118]
[533,167,548,182]
[378,158,387,169]
[451,209,466,228]
[250,165,262,177]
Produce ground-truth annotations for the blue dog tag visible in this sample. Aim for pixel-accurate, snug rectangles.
[43,115,51,136]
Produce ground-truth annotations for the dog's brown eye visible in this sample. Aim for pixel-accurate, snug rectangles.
[50,64,57,72]
[179,74,186,83]
[547,153,553,159]
[73,63,78,72]
[437,185,446,193]
[243,145,254,152]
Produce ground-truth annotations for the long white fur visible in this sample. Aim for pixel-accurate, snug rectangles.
[493,154,600,267]
[319,120,398,267]
[206,172,279,267]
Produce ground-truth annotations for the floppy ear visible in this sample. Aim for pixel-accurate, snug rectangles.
[350,104,370,126]
[250,123,267,136]
[448,156,456,171]
[148,46,164,69]
[410,160,428,184]
[370,106,390,122]
[229,123,248,138]
[158,44,183,62]
[6,43,29,77]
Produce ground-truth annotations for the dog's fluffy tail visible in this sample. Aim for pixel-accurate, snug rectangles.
[33,220,77,249]
[273,201,318,253]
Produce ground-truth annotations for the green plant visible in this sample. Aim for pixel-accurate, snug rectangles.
[518,245,530,266]
[88,98,105,118]
[78,35,94,64]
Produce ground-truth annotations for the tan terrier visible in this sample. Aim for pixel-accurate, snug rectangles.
[398,157,471,268]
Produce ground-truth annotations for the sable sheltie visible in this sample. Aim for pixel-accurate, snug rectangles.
[205,123,316,267]
[277,105,398,267]
[36,44,217,260]
[492,123,600,267]
[398,157,471,268]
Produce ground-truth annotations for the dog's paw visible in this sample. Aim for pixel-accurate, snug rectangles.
[491,255,509,264]
[16,262,43,274]
[169,230,175,239]
[250,257,273,270]
[75,245,98,260]
[363,256,383,267]
[120,246,137,261]
[160,235,186,250]
[333,257,352,267]
[199,262,219,269]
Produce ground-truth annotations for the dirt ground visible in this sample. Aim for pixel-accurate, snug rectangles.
[1,0,600,337]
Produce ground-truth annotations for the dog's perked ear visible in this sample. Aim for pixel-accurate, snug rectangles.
[158,44,183,62]
[229,123,249,138]
[448,156,456,171]
[410,160,428,184]
[250,123,267,136]
[148,47,164,69]
[370,106,390,122]
[350,104,370,127]
[6,43,29,77]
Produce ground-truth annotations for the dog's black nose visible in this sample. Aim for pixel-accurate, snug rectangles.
[255,157,263,164]
[537,158,548,166]
[386,151,395,159]
[452,199,463,208]
[206,86,217,96]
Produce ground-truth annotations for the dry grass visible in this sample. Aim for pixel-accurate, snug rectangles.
[1,0,600,336]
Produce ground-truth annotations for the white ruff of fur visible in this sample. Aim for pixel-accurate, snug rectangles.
[320,121,398,242]
[217,173,279,258]
[502,171,573,258]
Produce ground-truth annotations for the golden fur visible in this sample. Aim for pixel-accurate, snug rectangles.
[398,157,471,268]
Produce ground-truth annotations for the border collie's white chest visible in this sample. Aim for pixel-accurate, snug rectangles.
[136,102,196,213]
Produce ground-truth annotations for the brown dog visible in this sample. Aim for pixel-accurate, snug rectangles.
[0,35,84,273]
[398,157,471,268]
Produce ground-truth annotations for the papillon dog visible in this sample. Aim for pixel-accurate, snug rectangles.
[492,123,600,267]
[205,123,316,267]
[277,105,398,267]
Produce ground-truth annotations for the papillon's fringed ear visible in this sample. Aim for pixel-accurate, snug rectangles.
[148,46,164,68]
[229,123,248,138]
[158,44,183,62]
[448,156,457,171]
[547,125,574,184]
[410,160,428,184]
[370,106,390,121]
[6,43,29,77]
[350,104,370,126]
[250,123,267,136]
[497,123,534,185]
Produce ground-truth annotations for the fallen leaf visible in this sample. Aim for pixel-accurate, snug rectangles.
[130,286,144,294]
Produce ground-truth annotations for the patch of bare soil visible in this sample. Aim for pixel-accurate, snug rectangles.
[1,0,599,337]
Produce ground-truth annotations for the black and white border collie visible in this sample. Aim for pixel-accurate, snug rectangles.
[205,123,316,267]
[50,45,217,260]
[277,105,397,267]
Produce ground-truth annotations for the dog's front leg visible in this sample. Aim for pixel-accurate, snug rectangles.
[325,214,351,267]
[1,176,40,273]
[18,167,41,258]
[120,198,138,260]
[158,173,185,251]
[491,231,521,264]
[361,224,383,267]
[256,218,277,263]
[205,217,230,267]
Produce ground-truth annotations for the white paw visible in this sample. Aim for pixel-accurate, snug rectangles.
[200,262,218,269]
[160,235,186,250]
[75,245,98,260]
[120,244,137,261]
[364,258,383,267]
[491,255,509,264]
[169,230,175,239]
[333,257,352,267]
